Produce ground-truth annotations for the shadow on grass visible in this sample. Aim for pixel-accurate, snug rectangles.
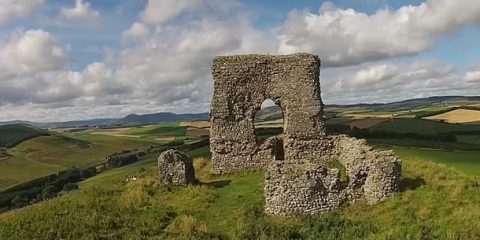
[202,180,232,188]
[400,177,426,191]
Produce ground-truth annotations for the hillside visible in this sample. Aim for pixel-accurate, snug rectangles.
[0,146,479,239]
[0,124,48,148]
[0,132,159,190]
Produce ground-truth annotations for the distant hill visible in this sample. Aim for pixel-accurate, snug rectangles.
[1,95,479,128]
[0,124,48,148]
[0,112,209,129]
[255,95,480,121]
[120,112,209,125]
[327,96,480,112]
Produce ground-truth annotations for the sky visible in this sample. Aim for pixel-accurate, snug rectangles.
[1,0,480,122]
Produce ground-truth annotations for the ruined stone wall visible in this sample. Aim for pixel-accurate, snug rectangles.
[210,53,401,215]
[264,135,401,215]
[210,54,325,174]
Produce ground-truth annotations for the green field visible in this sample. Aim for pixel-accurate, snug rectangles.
[123,122,186,137]
[1,145,479,239]
[393,147,480,175]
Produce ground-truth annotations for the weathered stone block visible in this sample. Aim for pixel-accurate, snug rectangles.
[158,149,195,186]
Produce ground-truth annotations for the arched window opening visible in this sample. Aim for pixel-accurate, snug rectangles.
[254,98,284,144]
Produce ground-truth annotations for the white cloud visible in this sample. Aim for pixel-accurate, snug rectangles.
[463,70,480,82]
[139,0,237,25]
[122,22,151,44]
[0,1,273,121]
[0,0,44,24]
[320,61,477,104]
[277,0,480,67]
[0,29,66,78]
[140,0,199,25]
[60,0,100,22]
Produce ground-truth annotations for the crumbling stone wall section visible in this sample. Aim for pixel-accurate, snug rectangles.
[264,135,401,215]
[158,149,195,186]
[209,53,401,215]
[210,54,325,174]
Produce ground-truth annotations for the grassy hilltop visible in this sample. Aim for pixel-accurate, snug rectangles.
[0,146,479,239]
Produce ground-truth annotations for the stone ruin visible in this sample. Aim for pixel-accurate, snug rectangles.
[209,53,401,215]
[158,149,195,186]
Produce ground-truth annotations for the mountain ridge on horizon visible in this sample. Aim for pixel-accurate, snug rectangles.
[1,95,479,128]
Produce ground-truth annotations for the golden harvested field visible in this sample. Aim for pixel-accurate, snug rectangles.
[424,109,480,123]
[179,121,210,128]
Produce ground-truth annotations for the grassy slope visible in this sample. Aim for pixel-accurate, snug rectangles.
[393,147,480,175]
[0,133,158,190]
[0,124,47,148]
[0,147,479,239]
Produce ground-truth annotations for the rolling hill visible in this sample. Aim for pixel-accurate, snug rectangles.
[0,124,48,148]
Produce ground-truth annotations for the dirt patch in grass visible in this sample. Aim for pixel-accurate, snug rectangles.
[186,127,210,137]
[180,121,210,128]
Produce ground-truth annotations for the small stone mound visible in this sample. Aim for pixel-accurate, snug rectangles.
[158,149,195,186]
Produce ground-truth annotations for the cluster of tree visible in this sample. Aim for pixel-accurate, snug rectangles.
[0,124,48,148]
[349,128,457,142]
[0,166,93,210]
[326,124,457,143]
[107,154,139,169]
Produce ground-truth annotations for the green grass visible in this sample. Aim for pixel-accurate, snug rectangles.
[1,145,479,239]
[0,124,47,148]
[393,147,480,175]
[373,118,480,134]
[124,122,186,137]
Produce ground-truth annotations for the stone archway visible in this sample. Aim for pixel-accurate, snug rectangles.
[209,53,325,174]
